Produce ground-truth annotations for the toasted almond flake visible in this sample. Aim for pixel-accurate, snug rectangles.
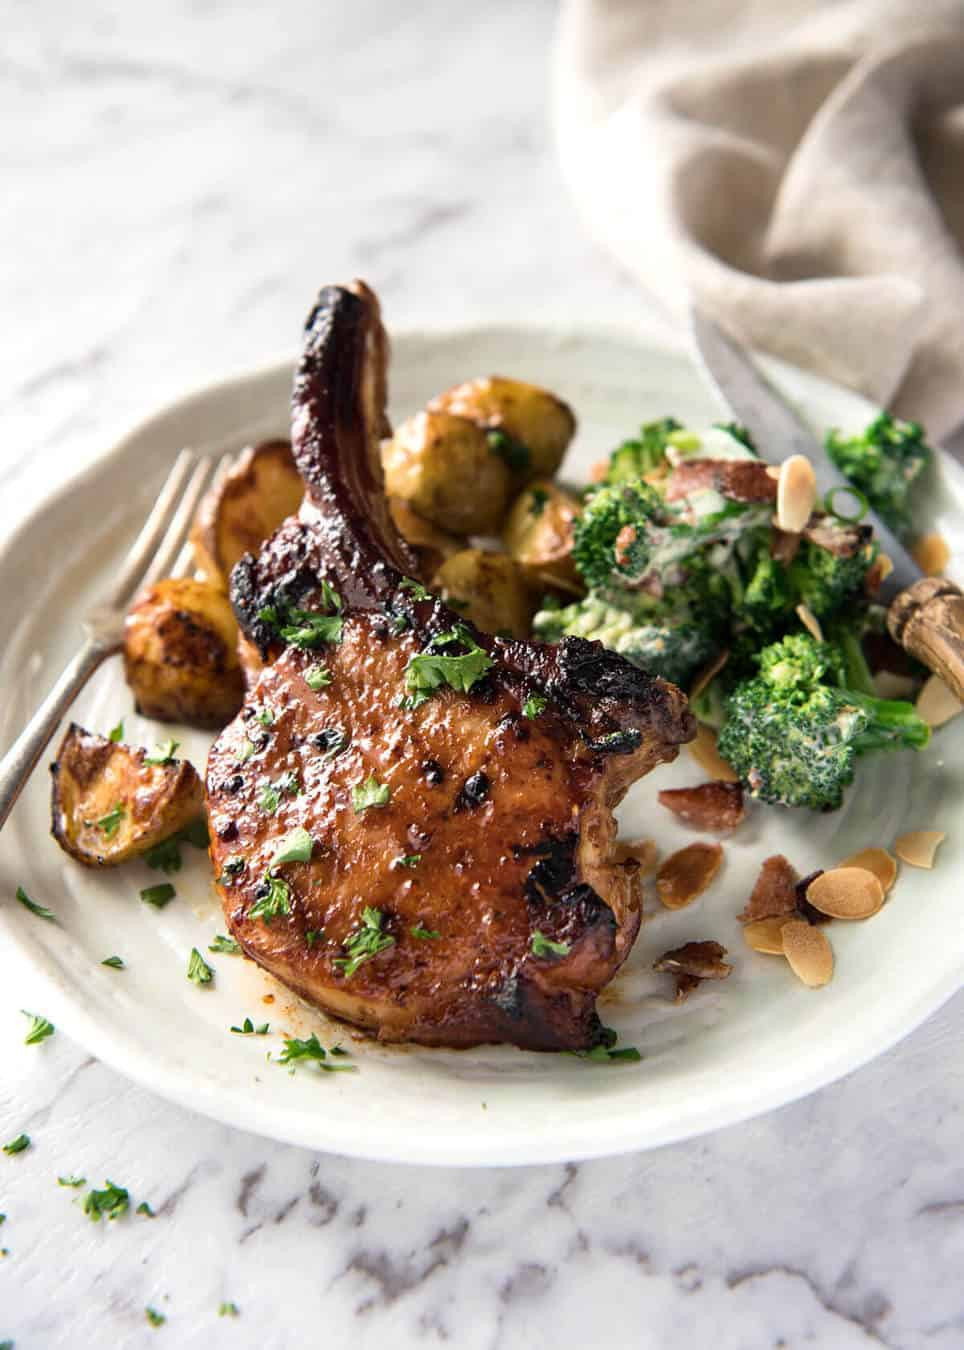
[806,867,884,920]
[657,781,744,832]
[781,919,834,987]
[874,553,894,584]
[874,670,918,701]
[613,838,660,875]
[742,916,792,954]
[687,723,740,783]
[655,842,723,910]
[689,648,730,700]
[911,532,950,577]
[795,603,823,642]
[765,464,782,481]
[838,847,898,895]
[916,674,963,729]
[776,455,817,533]
[894,829,946,869]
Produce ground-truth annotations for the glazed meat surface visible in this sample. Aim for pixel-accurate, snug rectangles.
[206,282,694,1050]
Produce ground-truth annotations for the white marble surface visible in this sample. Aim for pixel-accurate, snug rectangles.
[2,2,963,1347]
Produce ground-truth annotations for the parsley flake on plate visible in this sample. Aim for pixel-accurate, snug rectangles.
[3,1135,30,1157]
[352,776,390,812]
[15,886,55,921]
[144,837,182,874]
[136,1201,156,1217]
[145,1307,165,1327]
[270,827,313,866]
[231,1018,269,1035]
[107,719,125,743]
[187,948,214,986]
[276,1033,356,1073]
[259,771,300,815]
[21,1011,54,1045]
[522,695,547,719]
[403,624,493,705]
[83,1180,129,1222]
[569,1026,641,1064]
[530,931,571,959]
[399,576,432,601]
[304,665,332,690]
[333,907,394,977]
[93,804,125,838]
[219,1301,240,1317]
[101,955,125,969]
[209,934,241,955]
[58,1175,85,1188]
[140,883,176,909]
[143,739,180,765]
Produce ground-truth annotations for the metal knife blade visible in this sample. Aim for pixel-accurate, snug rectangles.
[688,306,920,598]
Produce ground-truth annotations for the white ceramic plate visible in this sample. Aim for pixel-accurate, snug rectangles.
[1,325,962,1167]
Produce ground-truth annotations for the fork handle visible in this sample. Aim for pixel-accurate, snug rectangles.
[0,638,112,833]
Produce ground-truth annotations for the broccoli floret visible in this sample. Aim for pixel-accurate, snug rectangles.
[572,481,666,589]
[602,418,699,485]
[733,535,796,633]
[532,592,718,688]
[789,530,878,618]
[825,412,932,535]
[717,634,930,810]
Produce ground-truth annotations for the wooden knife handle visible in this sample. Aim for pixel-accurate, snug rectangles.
[887,576,964,703]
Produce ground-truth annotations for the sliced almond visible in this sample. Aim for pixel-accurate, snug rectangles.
[657,781,744,832]
[874,670,918,701]
[806,867,884,920]
[765,464,782,481]
[743,916,792,954]
[689,648,730,701]
[871,553,894,587]
[838,847,897,895]
[795,603,823,642]
[687,723,740,783]
[655,841,724,910]
[911,532,950,577]
[894,829,946,869]
[781,919,834,988]
[916,674,963,729]
[776,455,817,533]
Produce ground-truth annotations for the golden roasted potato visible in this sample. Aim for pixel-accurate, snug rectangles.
[503,480,584,597]
[51,723,204,867]
[428,376,576,481]
[124,577,245,729]
[388,497,463,580]
[431,548,534,638]
[237,632,265,690]
[381,410,511,535]
[191,438,303,588]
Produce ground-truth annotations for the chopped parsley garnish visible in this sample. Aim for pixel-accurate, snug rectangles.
[253,705,274,727]
[209,934,242,955]
[399,576,432,601]
[403,624,493,703]
[237,739,257,763]
[487,428,531,472]
[145,1307,165,1327]
[231,1017,269,1035]
[15,886,54,921]
[217,857,245,886]
[522,695,547,719]
[187,947,214,987]
[271,827,313,866]
[145,837,183,875]
[305,665,332,690]
[219,1302,240,1317]
[101,955,125,969]
[395,854,421,869]
[84,1180,129,1222]
[314,726,349,758]
[333,907,394,977]
[2,1135,29,1156]
[58,1175,85,1187]
[180,818,209,850]
[140,883,176,909]
[305,929,323,947]
[528,486,549,517]
[352,775,391,812]
[144,738,180,765]
[108,718,125,743]
[258,587,343,648]
[21,1011,54,1045]
[586,729,643,755]
[276,1033,356,1073]
[530,931,571,959]
[570,1025,641,1063]
[410,924,441,940]
[247,874,290,924]
[259,771,300,814]
[93,804,125,838]
[136,1201,156,1217]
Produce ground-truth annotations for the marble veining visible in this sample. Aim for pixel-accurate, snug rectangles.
[2,1,963,1346]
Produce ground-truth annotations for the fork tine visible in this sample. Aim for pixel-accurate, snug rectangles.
[136,455,218,592]
[105,449,197,608]
[170,451,237,579]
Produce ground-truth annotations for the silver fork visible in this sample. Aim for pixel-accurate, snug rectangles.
[0,448,234,832]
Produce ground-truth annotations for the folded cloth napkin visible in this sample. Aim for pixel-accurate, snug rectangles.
[554,1,964,439]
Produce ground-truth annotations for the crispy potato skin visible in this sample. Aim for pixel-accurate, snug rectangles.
[124,577,245,729]
[503,480,583,596]
[50,723,203,867]
[192,439,304,588]
[431,548,534,638]
[388,497,462,580]
[381,410,511,535]
[429,376,576,481]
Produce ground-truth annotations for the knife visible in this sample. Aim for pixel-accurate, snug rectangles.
[688,306,964,702]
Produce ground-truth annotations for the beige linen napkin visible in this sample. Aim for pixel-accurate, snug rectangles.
[554,1,964,439]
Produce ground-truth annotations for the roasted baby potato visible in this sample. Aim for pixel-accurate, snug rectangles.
[191,438,303,588]
[428,376,576,481]
[237,632,265,690]
[431,548,534,638]
[51,723,204,867]
[381,411,512,535]
[503,480,584,596]
[389,496,463,580]
[124,577,245,728]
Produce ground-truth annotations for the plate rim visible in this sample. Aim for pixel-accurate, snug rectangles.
[1,320,962,1167]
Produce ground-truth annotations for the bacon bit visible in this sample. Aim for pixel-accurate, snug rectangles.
[687,723,740,783]
[614,524,638,567]
[911,532,950,577]
[838,847,897,895]
[665,459,778,504]
[655,842,723,910]
[805,867,884,920]
[742,916,792,954]
[738,854,798,923]
[781,919,834,988]
[776,455,817,533]
[654,940,731,999]
[795,604,823,642]
[916,674,963,729]
[804,516,872,559]
[613,838,660,875]
[657,781,744,832]
[689,649,729,700]
[894,829,946,869]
